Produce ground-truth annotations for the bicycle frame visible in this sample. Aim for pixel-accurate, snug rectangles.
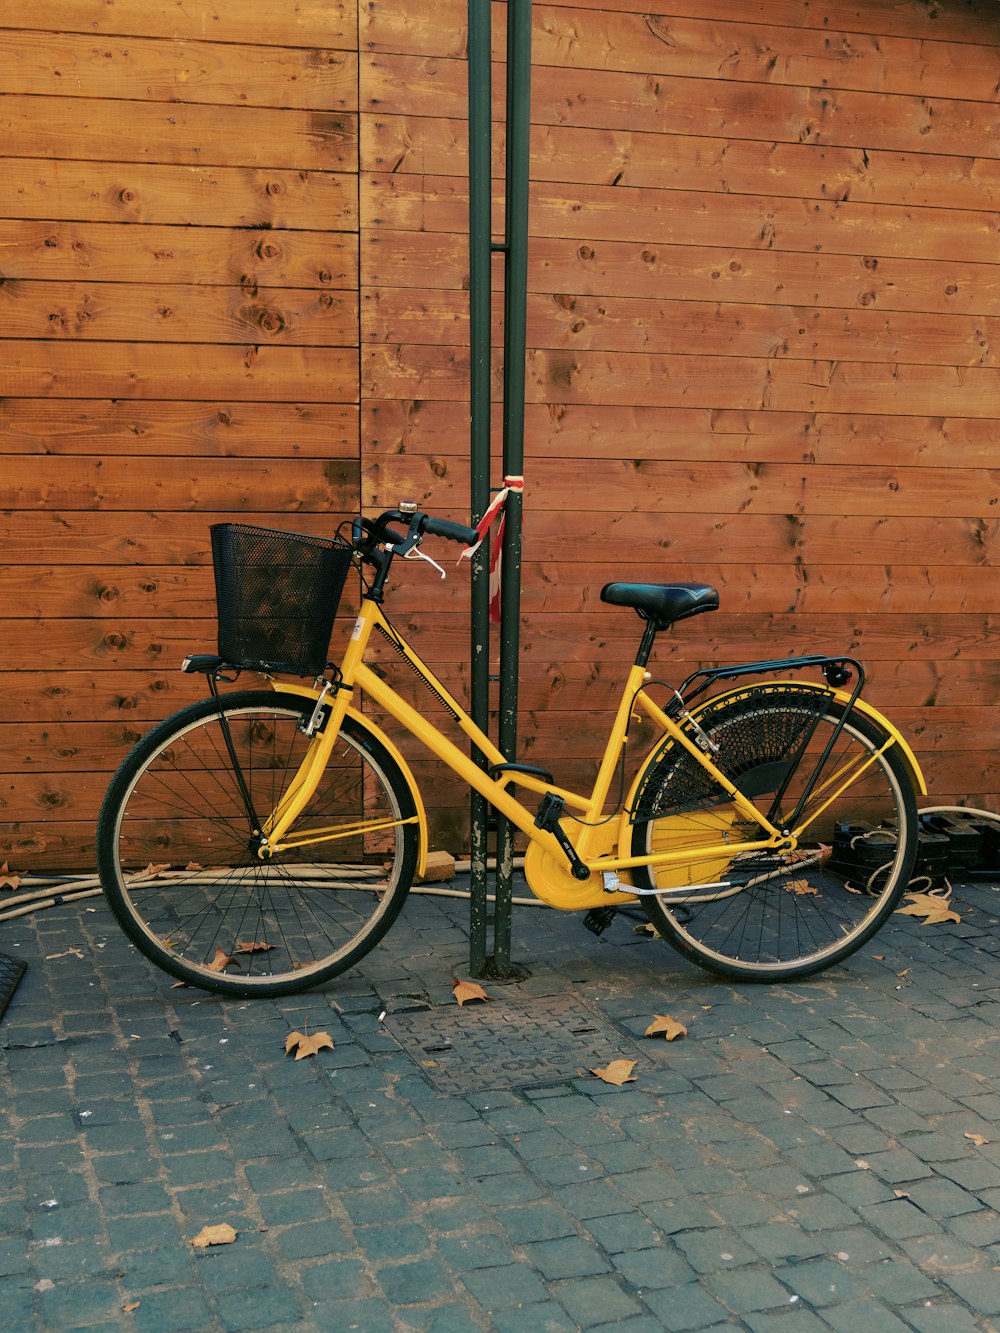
[251,594,860,909]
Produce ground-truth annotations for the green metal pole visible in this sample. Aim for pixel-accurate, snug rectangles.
[493,0,531,974]
[467,0,492,975]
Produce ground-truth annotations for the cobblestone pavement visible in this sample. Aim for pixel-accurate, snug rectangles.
[4,874,1000,1331]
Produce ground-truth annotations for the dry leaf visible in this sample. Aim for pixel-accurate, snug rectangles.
[122,1300,141,1313]
[453,979,491,1006]
[284,1029,334,1060]
[784,878,819,896]
[142,862,171,878]
[965,1132,989,1146]
[234,940,274,954]
[207,948,238,974]
[590,1059,637,1086]
[788,844,831,865]
[190,1223,237,1248]
[894,891,961,926]
[644,1015,687,1041]
[0,861,22,891]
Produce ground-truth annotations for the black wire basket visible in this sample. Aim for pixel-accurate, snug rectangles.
[210,523,353,676]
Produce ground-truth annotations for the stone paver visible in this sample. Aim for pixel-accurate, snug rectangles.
[3,874,1000,1329]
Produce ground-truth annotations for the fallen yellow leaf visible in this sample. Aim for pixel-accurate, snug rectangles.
[284,1030,335,1060]
[141,862,171,878]
[122,1300,141,1313]
[644,1015,687,1041]
[965,1132,989,1146]
[190,1223,237,1249]
[784,878,819,896]
[234,940,274,954]
[207,947,237,974]
[0,861,22,891]
[894,891,961,926]
[590,1059,637,1086]
[453,979,491,1006]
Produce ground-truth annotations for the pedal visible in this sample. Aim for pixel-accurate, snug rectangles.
[583,907,617,937]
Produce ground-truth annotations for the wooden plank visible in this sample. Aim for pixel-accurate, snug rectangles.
[364,287,1000,369]
[343,562,1000,618]
[363,343,1000,418]
[363,228,1000,319]
[0,565,360,621]
[363,399,1000,470]
[2,709,996,781]
[0,400,358,458]
[1,456,359,511]
[363,13,1000,110]
[1,281,358,346]
[2,159,357,229]
[4,653,996,732]
[364,115,1000,215]
[544,0,1000,45]
[526,7,1000,103]
[1,567,214,620]
[0,511,363,563]
[7,614,997,672]
[0,671,212,724]
[1,95,356,172]
[368,449,1000,518]
[4,507,995,571]
[364,53,1000,161]
[8,1,355,47]
[362,0,1000,55]
[0,221,358,287]
[0,341,358,401]
[364,174,1000,265]
[0,31,358,110]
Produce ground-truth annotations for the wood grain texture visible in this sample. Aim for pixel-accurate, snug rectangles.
[355,0,1000,844]
[0,3,364,869]
[3,159,357,228]
[1,221,358,286]
[5,0,1000,871]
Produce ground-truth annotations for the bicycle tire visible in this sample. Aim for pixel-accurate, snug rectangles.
[96,691,419,997]
[629,684,917,982]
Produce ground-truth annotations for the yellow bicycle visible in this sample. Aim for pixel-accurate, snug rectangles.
[97,504,925,997]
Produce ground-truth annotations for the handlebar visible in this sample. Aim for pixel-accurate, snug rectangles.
[421,515,480,545]
[350,506,478,557]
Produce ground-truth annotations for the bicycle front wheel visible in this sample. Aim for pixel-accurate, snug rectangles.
[97,691,419,997]
[629,685,917,981]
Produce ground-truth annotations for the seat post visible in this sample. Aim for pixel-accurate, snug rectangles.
[634,618,660,668]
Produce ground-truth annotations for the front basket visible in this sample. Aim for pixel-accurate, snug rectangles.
[210,523,353,676]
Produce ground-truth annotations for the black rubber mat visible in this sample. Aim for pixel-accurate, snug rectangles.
[0,953,26,1021]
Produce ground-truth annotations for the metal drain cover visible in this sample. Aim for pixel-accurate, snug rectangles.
[383,993,649,1094]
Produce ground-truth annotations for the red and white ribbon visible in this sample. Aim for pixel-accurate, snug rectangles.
[459,475,523,624]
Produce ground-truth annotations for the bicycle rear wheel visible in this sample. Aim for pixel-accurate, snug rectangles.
[97,691,419,997]
[629,684,917,981]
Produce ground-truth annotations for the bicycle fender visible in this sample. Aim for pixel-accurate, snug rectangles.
[268,683,430,877]
[683,679,928,797]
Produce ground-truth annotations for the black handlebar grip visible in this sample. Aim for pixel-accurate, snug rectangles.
[421,516,480,545]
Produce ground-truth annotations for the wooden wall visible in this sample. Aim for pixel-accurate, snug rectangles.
[3,0,1000,869]
[0,1,361,868]
[361,0,1000,839]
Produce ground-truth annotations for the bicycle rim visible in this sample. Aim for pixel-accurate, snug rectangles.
[630,687,917,981]
[97,693,418,997]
